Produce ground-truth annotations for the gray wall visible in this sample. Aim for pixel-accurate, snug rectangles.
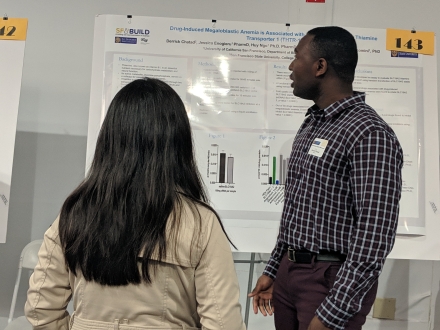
[2,1,440,329]
[0,132,86,315]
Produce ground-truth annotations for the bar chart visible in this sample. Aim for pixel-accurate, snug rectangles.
[192,129,293,212]
[208,144,235,184]
[259,145,289,185]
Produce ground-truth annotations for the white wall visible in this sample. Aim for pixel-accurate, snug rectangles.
[1,1,440,329]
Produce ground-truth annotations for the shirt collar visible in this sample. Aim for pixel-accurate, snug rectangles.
[305,91,366,119]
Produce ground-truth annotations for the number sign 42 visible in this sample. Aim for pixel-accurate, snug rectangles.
[0,18,28,40]
[0,25,17,37]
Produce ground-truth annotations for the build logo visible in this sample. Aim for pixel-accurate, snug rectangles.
[115,28,150,36]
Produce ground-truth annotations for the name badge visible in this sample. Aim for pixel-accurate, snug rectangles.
[308,138,328,158]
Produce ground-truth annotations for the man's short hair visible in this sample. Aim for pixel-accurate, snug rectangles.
[307,26,358,83]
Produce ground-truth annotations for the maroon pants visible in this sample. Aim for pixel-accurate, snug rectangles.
[272,254,377,330]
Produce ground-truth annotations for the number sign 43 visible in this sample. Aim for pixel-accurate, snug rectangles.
[395,38,423,51]
[386,28,434,55]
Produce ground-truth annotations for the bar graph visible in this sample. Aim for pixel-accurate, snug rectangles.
[207,144,235,184]
[227,156,234,184]
[259,145,288,185]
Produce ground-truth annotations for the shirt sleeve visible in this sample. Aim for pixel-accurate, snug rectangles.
[195,213,246,330]
[316,130,403,330]
[25,218,72,330]
[263,229,287,279]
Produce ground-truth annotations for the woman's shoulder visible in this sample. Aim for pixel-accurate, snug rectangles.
[180,198,216,228]
[157,198,219,266]
[42,216,62,244]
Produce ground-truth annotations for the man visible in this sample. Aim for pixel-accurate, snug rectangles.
[249,26,403,330]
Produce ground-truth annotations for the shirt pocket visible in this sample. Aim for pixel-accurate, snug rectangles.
[307,144,349,190]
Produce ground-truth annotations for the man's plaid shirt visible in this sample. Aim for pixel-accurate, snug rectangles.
[263,92,403,329]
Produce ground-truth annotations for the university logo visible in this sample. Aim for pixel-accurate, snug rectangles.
[115,37,137,44]
[391,50,418,58]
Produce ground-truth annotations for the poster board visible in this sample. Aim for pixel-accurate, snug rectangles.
[87,15,440,259]
[0,17,28,243]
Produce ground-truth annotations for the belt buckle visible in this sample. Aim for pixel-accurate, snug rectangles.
[288,247,296,262]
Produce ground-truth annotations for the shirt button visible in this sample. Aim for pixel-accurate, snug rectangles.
[296,174,301,179]
[303,147,308,152]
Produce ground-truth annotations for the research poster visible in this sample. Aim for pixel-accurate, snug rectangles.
[88,15,439,254]
[0,18,28,243]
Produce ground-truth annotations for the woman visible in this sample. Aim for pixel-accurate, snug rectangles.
[25,78,246,330]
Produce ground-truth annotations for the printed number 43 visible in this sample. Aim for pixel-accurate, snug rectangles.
[0,26,16,36]
[395,38,423,50]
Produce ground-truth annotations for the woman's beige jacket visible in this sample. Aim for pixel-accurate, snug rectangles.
[25,202,246,330]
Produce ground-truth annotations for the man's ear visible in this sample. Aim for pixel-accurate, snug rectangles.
[315,58,328,78]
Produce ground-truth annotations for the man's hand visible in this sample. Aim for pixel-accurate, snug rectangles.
[307,316,331,330]
[248,275,274,316]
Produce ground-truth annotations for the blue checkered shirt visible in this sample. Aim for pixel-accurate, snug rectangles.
[263,92,403,329]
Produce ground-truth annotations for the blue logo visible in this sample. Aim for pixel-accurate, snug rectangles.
[115,37,137,44]
[313,140,321,145]
[391,50,418,58]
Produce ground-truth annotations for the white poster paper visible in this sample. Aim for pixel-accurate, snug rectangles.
[87,15,439,257]
[0,39,26,243]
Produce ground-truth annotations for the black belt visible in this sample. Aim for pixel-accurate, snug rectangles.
[287,247,346,264]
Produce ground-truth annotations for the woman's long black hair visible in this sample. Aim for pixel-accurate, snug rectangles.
[59,78,229,286]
